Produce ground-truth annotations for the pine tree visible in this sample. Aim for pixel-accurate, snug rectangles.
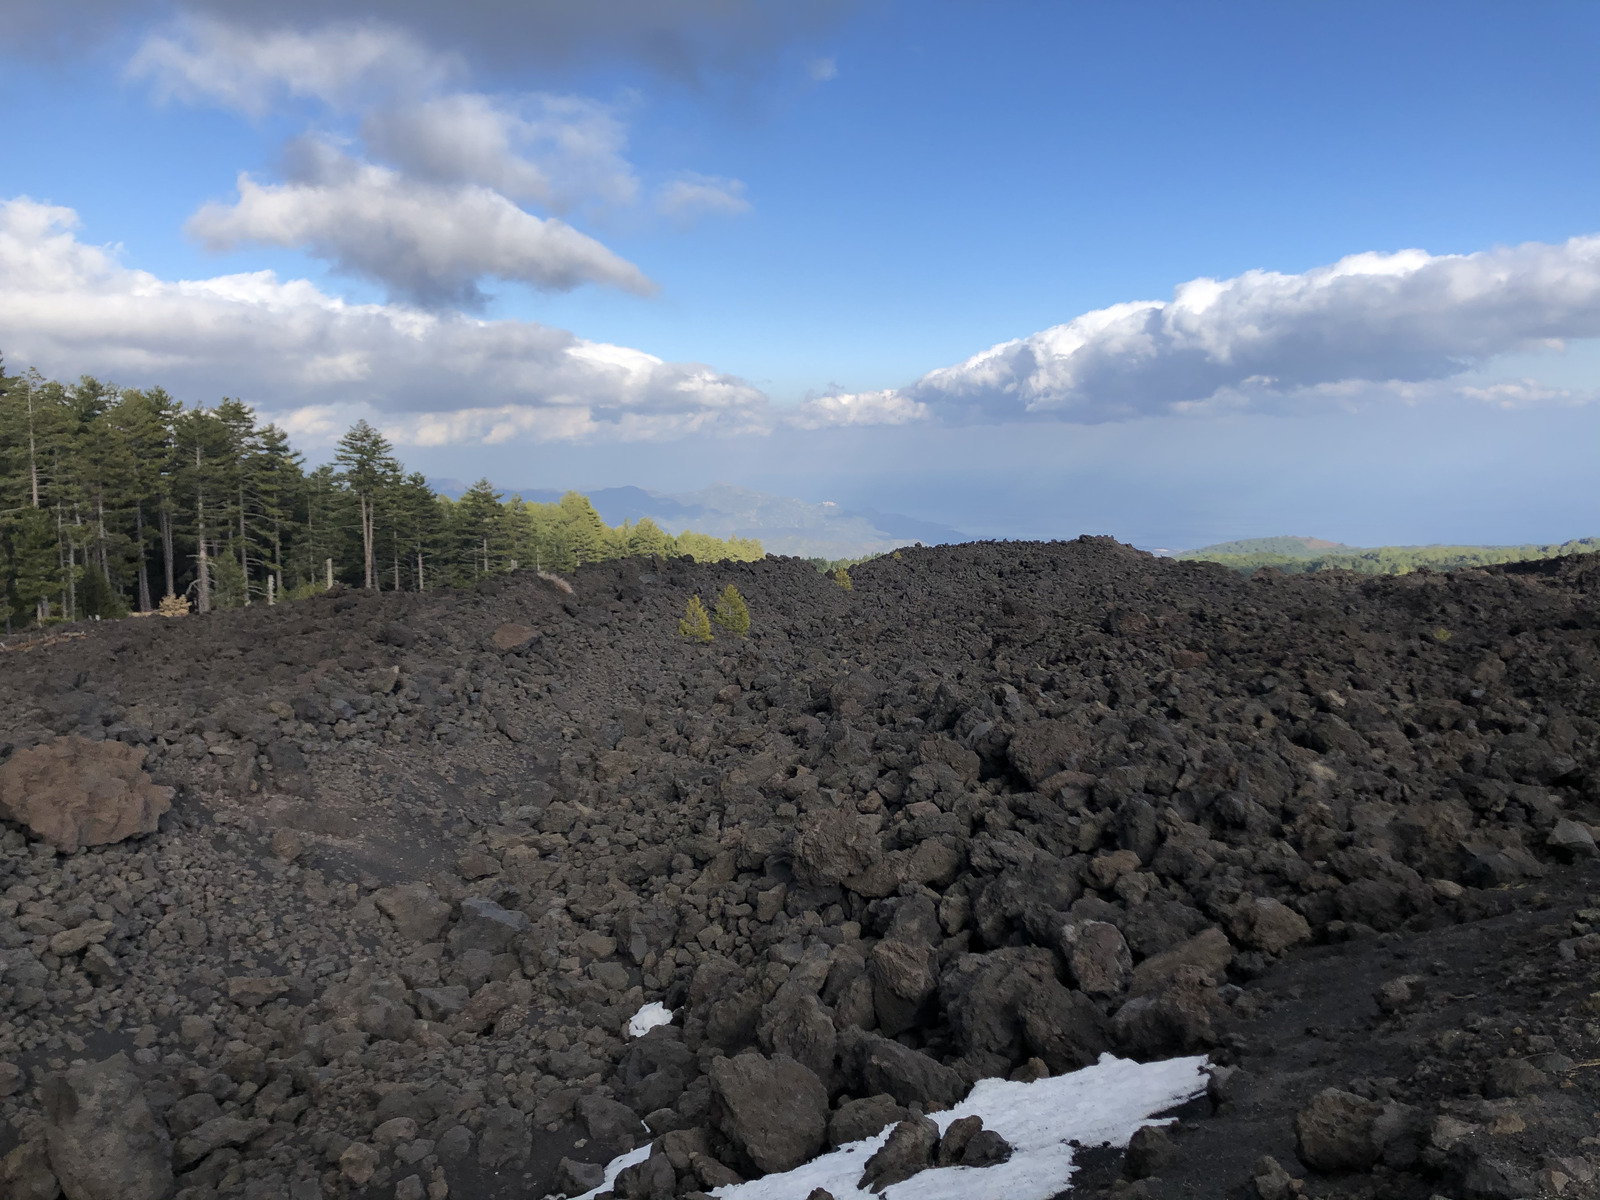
[559,491,608,567]
[713,584,750,636]
[452,479,509,580]
[334,420,400,590]
[679,595,713,643]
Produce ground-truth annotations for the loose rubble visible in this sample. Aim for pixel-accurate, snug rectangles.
[0,540,1594,1200]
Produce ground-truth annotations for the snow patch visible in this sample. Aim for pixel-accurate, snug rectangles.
[568,1143,650,1200]
[563,1054,1208,1199]
[627,1001,674,1038]
[711,1054,1209,1199]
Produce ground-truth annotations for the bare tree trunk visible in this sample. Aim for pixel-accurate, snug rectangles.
[325,557,333,590]
[25,377,39,508]
[267,575,275,606]
[239,484,250,605]
[195,446,211,614]
[272,519,283,599]
[160,501,175,598]
[135,501,152,612]
[416,549,425,592]
[95,493,109,582]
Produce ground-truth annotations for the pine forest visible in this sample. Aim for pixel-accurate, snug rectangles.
[0,360,763,629]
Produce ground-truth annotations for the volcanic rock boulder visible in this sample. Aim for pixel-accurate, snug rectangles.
[859,1115,939,1193]
[0,736,172,852]
[829,1095,909,1149]
[708,1053,828,1174]
[0,1136,59,1200]
[939,948,1110,1074]
[42,1053,174,1200]
[838,1030,966,1109]
[1294,1088,1382,1172]
[791,809,883,888]
[374,882,452,942]
[1062,920,1134,997]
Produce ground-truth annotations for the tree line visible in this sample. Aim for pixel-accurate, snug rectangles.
[0,357,763,629]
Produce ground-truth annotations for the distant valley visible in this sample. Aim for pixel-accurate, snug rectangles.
[430,481,967,561]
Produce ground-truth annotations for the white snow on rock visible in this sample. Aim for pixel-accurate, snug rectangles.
[564,1053,1208,1200]
[568,1144,651,1200]
[712,1054,1209,1200]
[627,1001,674,1038]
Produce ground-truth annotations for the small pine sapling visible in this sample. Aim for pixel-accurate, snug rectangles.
[679,595,713,643]
[713,584,750,636]
[832,566,853,590]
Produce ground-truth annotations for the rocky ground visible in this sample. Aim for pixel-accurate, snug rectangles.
[0,538,1597,1200]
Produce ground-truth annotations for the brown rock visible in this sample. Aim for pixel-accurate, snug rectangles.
[1129,927,1234,997]
[1294,1088,1381,1172]
[1062,920,1133,998]
[42,1053,174,1200]
[709,1053,829,1174]
[858,1116,939,1193]
[0,1135,59,1200]
[226,976,291,1007]
[491,623,536,651]
[0,737,172,852]
[1227,897,1311,955]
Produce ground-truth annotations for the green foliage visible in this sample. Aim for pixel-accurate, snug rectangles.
[679,594,713,643]
[831,566,853,590]
[1181,537,1600,578]
[713,584,750,636]
[77,565,128,619]
[0,356,766,628]
[207,553,249,610]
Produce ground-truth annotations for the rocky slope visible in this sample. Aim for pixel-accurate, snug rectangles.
[0,539,1597,1200]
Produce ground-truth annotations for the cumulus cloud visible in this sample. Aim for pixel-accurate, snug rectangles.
[185,140,653,307]
[835,236,1600,424]
[789,388,927,429]
[124,14,757,302]
[362,93,639,213]
[128,15,454,114]
[656,173,751,224]
[0,197,763,443]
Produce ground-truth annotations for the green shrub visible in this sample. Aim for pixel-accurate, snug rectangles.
[679,595,713,643]
[713,584,750,636]
[832,566,853,590]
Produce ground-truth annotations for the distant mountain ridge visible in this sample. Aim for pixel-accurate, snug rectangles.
[427,481,966,561]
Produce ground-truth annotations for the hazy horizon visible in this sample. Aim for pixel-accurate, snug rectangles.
[2,1,1596,546]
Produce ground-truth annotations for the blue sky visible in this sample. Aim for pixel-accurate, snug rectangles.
[1,0,1596,547]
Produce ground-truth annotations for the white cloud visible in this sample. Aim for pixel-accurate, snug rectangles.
[362,92,639,213]
[185,141,654,307]
[0,197,764,444]
[127,15,454,114]
[789,388,928,429]
[127,16,754,303]
[832,236,1600,424]
[656,173,751,224]
[808,56,838,81]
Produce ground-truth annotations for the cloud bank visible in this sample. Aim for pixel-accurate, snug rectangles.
[871,236,1600,423]
[0,198,761,443]
[4,199,1593,452]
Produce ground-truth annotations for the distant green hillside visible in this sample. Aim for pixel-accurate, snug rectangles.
[1184,536,1351,559]
[1178,537,1600,577]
